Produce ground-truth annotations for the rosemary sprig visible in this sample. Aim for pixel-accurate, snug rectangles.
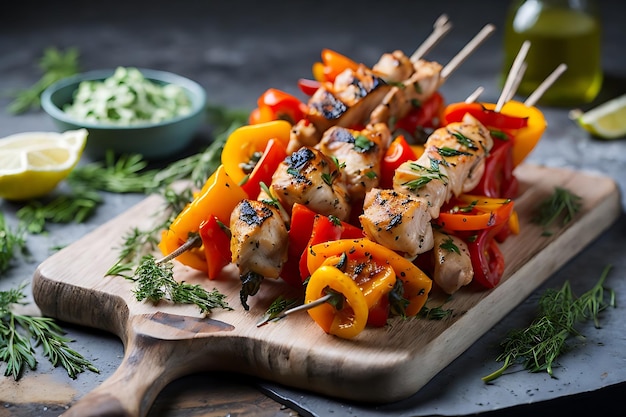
[131,255,231,315]
[532,187,582,236]
[482,265,615,383]
[6,47,80,114]
[0,282,99,380]
[16,188,102,234]
[0,212,28,275]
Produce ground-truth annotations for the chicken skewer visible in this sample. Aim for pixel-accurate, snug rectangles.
[288,15,457,152]
[369,23,495,126]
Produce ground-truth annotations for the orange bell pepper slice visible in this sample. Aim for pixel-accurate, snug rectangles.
[307,238,432,317]
[221,120,291,185]
[305,265,369,339]
[312,48,360,82]
[436,194,514,232]
[159,165,247,271]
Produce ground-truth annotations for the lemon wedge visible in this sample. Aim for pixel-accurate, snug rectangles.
[0,129,87,201]
[571,94,626,140]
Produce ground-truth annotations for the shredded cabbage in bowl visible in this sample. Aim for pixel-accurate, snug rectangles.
[63,67,192,125]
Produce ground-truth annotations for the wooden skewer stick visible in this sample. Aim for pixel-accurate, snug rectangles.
[505,61,528,103]
[410,14,453,62]
[156,234,202,264]
[496,40,531,112]
[465,86,485,103]
[256,294,334,327]
[524,63,568,107]
[441,23,496,80]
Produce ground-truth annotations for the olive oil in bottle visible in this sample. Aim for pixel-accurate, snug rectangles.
[503,0,603,106]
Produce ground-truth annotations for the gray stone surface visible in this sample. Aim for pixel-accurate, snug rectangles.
[1,1,625,416]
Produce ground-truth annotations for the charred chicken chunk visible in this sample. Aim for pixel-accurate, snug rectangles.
[270,146,351,221]
[359,188,434,259]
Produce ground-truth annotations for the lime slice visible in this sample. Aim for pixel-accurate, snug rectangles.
[571,94,626,140]
[0,129,87,201]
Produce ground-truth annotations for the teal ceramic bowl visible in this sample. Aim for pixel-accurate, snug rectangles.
[41,68,207,160]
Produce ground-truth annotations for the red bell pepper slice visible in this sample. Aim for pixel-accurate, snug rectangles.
[380,134,417,189]
[297,78,321,96]
[240,138,288,199]
[249,88,308,125]
[394,92,445,137]
[367,294,390,328]
[281,203,318,287]
[468,138,519,199]
[442,102,529,130]
[198,216,232,280]
[464,227,506,289]
[298,214,364,281]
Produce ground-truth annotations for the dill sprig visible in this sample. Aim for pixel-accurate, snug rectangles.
[16,188,102,234]
[131,255,231,315]
[0,212,28,275]
[0,282,99,380]
[483,265,616,383]
[532,187,582,236]
[6,47,80,114]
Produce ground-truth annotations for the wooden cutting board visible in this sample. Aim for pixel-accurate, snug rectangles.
[32,163,622,417]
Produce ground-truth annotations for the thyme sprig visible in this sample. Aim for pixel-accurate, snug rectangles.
[132,255,231,315]
[482,265,616,383]
[532,187,582,236]
[0,282,99,380]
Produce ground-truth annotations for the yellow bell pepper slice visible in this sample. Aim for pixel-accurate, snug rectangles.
[305,265,369,339]
[482,100,547,167]
[221,120,291,185]
[320,255,396,310]
[308,238,432,317]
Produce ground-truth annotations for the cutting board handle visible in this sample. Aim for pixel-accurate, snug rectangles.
[60,331,176,417]
[59,311,233,417]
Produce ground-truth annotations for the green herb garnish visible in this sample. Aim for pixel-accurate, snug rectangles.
[482,265,616,382]
[6,47,80,114]
[0,213,28,275]
[402,159,448,191]
[0,282,99,380]
[532,187,582,236]
[353,135,375,153]
[16,189,102,234]
[132,255,231,315]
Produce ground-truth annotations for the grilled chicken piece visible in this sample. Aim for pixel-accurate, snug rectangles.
[287,118,321,154]
[270,146,351,221]
[306,65,391,135]
[370,59,443,125]
[230,199,289,309]
[423,113,493,197]
[359,188,433,259]
[432,230,473,294]
[372,50,415,83]
[316,123,391,201]
[393,157,450,219]
[230,199,288,279]
[393,113,493,217]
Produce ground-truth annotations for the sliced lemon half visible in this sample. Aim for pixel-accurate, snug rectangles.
[0,129,87,201]
[571,94,626,140]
